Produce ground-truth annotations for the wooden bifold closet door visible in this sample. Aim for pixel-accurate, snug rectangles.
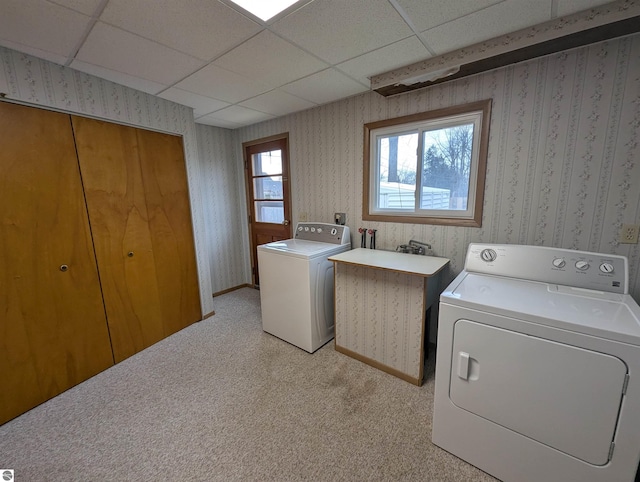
[71,116,201,363]
[0,103,114,425]
[0,103,201,424]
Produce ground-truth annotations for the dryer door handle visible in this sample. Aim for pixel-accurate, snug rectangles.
[457,351,470,380]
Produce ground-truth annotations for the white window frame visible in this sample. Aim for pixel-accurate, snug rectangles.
[363,100,491,227]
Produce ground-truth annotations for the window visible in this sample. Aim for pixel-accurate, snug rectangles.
[363,100,491,226]
[251,148,285,223]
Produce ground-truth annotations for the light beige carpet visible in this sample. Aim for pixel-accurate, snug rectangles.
[0,287,496,481]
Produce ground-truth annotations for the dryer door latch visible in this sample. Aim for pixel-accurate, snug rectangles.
[457,352,470,380]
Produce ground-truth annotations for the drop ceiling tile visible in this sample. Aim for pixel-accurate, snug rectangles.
[76,22,205,86]
[281,69,368,105]
[422,0,554,55]
[271,0,413,64]
[0,0,92,60]
[49,0,104,16]
[69,59,168,94]
[239,89,316,116]
[395,0,503,31]
[158,87,230,117]
[556,0,614,16]
[337,36,431,85]
[175,63,270,104]
[195,113,242,129]
[197,105,275,126]
[213,30,328,90]
[100,0,262,61]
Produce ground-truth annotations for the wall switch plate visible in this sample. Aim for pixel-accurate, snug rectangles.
[335,212,346,225]
[620,224,640,244]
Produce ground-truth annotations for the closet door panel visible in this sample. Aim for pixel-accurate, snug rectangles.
[137,129,202,333]
[0,102,114,424]
[71,116,164,363]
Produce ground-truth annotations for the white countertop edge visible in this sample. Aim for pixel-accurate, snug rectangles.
[328,248,449,277]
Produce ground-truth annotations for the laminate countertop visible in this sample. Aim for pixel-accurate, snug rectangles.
[328,248,449,277]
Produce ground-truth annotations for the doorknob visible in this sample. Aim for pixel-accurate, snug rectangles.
[282,220,289,226]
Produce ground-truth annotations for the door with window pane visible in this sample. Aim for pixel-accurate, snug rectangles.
[244,134,292,286]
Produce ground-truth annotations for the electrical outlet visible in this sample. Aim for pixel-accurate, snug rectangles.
[299,212,308,222]
[620,224,640,244]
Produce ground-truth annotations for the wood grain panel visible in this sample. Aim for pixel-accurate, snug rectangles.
[71,116,164,363]
[136,129,202,334]
[0,102,114,424]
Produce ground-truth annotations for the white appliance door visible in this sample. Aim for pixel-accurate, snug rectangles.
[450,319,627,465]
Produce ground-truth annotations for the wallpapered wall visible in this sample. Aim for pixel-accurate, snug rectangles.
[0,46,215,316]
[236,33,640,302]
[196,124,250,292]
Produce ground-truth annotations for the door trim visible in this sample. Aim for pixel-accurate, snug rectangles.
[243,132,292,287]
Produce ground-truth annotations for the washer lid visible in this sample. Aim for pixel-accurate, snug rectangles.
[258,239,350,259]
[441,272,640,346]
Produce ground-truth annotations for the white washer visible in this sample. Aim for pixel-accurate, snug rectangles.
[258,222,350,353]
[432,243,640,482]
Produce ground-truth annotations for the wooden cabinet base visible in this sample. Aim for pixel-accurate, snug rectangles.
[335,344,423,386]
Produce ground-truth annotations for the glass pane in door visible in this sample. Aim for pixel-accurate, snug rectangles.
[252,150,282,176]
[253,176,283,200]
[255,201,284,223]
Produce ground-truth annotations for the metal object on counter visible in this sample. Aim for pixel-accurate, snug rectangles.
[358,227,367,248]
[368,228,377,249]
[396,239,432,255]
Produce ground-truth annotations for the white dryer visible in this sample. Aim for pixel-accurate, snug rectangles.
[257,222,350,353]
[432,243,640,482]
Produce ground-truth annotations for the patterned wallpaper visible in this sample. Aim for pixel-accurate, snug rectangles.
[334,264,427,382]
[0,47,214,316]
[196,124,250,292]
[237,33,640,302]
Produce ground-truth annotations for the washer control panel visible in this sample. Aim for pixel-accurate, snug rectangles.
[294,222,350,245]
[467,244,629,294]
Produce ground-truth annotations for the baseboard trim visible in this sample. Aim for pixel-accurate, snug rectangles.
[212,283,254,297]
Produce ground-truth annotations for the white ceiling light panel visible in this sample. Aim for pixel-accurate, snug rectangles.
[228,0,300,21]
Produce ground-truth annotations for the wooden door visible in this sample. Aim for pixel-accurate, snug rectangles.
[0,102,114,424]
[72,116,165,363]
[72,117,201,362]
[136,127,201,336]
[243,134,292,286]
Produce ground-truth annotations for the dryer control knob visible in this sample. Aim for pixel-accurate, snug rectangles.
[480,249,497,262]
[575,260,590,271]
[599,262,614,273]
[552,258,566,269]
